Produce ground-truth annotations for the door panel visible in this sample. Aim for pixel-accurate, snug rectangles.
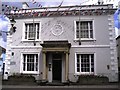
[52,53,62,81]
[52,60,62,81]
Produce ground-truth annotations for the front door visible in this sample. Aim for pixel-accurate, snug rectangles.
[52,53,62,82]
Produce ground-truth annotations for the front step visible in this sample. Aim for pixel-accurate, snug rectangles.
[46,82,65,86]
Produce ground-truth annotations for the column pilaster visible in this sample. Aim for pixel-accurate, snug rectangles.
[65,52,69,81]
[42,52,46,80]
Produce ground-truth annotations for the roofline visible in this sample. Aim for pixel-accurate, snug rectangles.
[20,4,114,10]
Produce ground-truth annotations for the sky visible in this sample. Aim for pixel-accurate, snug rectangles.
[1,0,119,8]
[0,15,10,49]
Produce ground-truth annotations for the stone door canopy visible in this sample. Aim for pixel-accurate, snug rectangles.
[40,40,71,53]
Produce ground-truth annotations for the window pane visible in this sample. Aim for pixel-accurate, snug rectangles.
[27,63,30,71]
[81,67,84,72]
[28,24,34,39]
[81,54,90,72]
[23,54,26,71]
[25,24,27,39]
[37,24,39,39]
[77,63,79,67]
[86,68,89,72]
[89,21,92,29]
[76,54,94,73]
[25,23,39,40]
[76,21,93,39]
[36,54,38,61]
[31,63,34,71]
[77,54,79,62]
[76,30,79,38]
[90,30,93,38]
[23,54,38,72]
[35,54,38,71]
[91,68,94,72]
[91,54,94,72]
[77,68,80,72]
[76,21,79,29]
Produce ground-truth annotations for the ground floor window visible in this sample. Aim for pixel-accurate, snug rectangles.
[23,54,38,72]
[76,54,94,74]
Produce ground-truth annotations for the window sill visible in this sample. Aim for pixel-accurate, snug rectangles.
[21,39,41,42]
[74,72,95,76]
[22,71,39,74]
[74,38,96,42]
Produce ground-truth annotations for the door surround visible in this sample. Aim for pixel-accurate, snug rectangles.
[40,40,71,82]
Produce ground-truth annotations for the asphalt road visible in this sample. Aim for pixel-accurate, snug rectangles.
[2,85,119,90]
[2,88,119,90]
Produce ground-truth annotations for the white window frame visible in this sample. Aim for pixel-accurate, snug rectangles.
[75,52,96,75]
[20,52,39,74]
[74,19,95,41]
[22,21,41,41]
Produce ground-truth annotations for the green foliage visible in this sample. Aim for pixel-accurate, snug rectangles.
[8,74,35,82]
[77,75,109,84]
[2,74,37,85]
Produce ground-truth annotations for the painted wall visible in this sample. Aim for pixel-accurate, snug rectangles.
[12,15,110,46]
[9,14,118,82]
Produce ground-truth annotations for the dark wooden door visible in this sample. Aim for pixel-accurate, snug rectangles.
[52,60,62,81]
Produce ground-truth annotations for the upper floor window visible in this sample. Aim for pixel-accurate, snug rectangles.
[24,23,40,41]
[75,21,93,40]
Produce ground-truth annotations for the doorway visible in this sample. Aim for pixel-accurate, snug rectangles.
[52,53,62,82]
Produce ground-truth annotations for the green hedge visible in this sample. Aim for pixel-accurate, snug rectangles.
[8,74,35,82]
[3,74,37,85]
[77,75,109,84]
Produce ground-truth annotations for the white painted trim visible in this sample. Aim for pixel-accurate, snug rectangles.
[20,53,23,73]
[75,53,77,74]
[93,19,96,40]
[22,71,39,74]
[21,40,41,42]
[94,53,97,75]
[11,46,42,49]
[23,19,41,23]
[76,52,95,55]
[21,21,41,41]
[22,22,25,41]
[74,20,77,40]
[20,52,40,74]
[72,45,110,48]
[11,45,110,49]
[74,19,95,40]
[74,38,96,41]
[75,52,96,75]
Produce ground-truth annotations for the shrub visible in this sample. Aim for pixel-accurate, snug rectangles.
[8,74,35,82]
[77,75,109,84]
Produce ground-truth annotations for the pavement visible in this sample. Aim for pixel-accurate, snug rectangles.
[1,82,120,90]
[2,84,119,89]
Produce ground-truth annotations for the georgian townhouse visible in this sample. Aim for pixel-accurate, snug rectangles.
[4,4,118,82]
